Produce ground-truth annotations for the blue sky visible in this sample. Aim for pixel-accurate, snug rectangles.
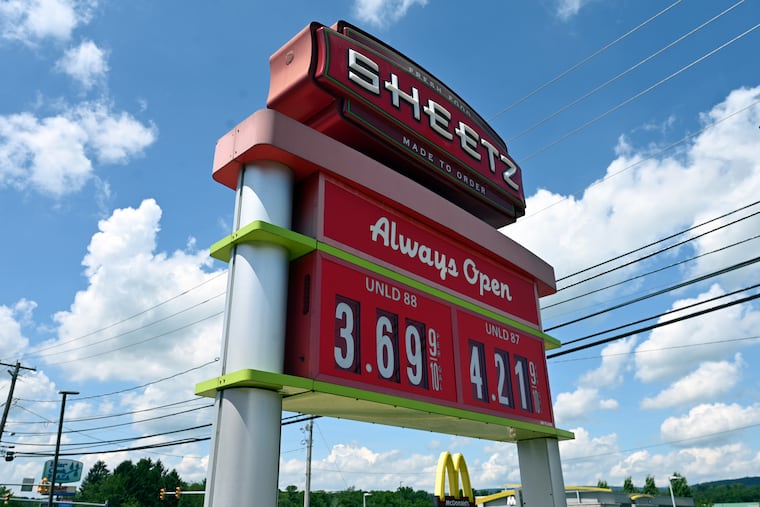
[1,0,759,497]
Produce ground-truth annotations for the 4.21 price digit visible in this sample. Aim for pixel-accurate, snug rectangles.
[468,340,541,414]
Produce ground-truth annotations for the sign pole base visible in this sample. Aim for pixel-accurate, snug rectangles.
[517,438,568,507]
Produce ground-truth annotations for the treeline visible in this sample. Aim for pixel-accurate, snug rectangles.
[75,458,204,507]
[278,485,433,507]
[691,479,760,507]
[5,461,757,507]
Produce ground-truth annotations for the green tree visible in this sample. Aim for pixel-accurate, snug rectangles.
[669,473,691,497]
[278,485,302,507]
[623,476,637,493]
[75,457,185,507]
[597,479,609,489]
[643,475,658,495]
[78,460,111,501]
[0,485,18,506]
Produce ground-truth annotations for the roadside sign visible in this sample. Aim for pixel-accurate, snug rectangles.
[21,477,34,492]
[42,459,83,483]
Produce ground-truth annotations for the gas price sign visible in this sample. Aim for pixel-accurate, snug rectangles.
[456,311,553,425]
[288,251,460,405]
[286,251,555,427]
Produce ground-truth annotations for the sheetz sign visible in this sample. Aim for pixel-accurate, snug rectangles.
[267,21,526,227]
[202,17,571,453]
[200,17,571,507]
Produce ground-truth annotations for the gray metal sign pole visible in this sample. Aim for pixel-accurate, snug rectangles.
[517,437,568,507]
[204,161,293,507]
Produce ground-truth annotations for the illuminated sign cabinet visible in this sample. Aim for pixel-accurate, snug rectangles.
[202,20,572,443]
[287,251,554,427]
[267,21,525,227]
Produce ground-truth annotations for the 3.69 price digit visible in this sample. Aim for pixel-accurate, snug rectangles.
[333,295,431,390]
[334,296,361,373]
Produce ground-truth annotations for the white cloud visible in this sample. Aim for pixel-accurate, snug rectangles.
[660,402,760,446]
[478,442,520,484]
[0,100,157,196]
[0,300,34,359]
[553,387,618,423]
[555,0,593,21]
[641,354,745,409]
[0,0,96,44]
[559,427,619,485]
[352,0,428,28]
[634,284,760,383]
[46,199,225,382]
[280,442,437,491]
[605,442,760,486]
[504,86,760,322]
[55,39,109,89]
[579,336,636,388]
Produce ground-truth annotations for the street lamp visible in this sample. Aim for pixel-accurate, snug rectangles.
[667,475,679,507]
[363,492,372,507]
[48,390,79,507]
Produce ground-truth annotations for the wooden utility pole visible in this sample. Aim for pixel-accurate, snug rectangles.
[0,361,37,446]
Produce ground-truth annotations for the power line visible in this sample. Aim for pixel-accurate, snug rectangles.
[554,217,759,300]
[545,254,760,332]
[12,423,212,450]
[14,436,211,458]
[559,282,760,347]
[520,21,760,162]
[47,310,224,366]
[547,290,760,358]
[555,200,760,284]
[545,233,760,311]
[551,334,760,365]
[5,398,206,426]
[28,294,224,361]
[6,403,213,436]
[488,0,684,121]
[16,358,219,403]
[9,415,323,458]
[509,99,760,223]
[27,272,226,357]
[506,0,747,144]
[562,419,760,463]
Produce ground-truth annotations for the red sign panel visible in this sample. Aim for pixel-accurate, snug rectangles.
[285,252,555,427]
[455,311,553,425]
[321,180,541,326]
[268,21,525,227]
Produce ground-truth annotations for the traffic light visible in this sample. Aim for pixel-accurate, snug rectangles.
[159,487,165,500]
[38,477,49,495]
[4,492,10,504]
[175,486,181,499]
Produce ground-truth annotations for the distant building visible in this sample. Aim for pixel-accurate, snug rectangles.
[476,486,695,507]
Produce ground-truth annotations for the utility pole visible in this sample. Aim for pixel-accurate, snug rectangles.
[303,418,313,507]
[0,361,36,446]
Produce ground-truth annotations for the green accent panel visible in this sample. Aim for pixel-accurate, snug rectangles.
[316,242,561,349]
[195,369,313,398]
[196,369,574,443]
[210,220,317,263]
